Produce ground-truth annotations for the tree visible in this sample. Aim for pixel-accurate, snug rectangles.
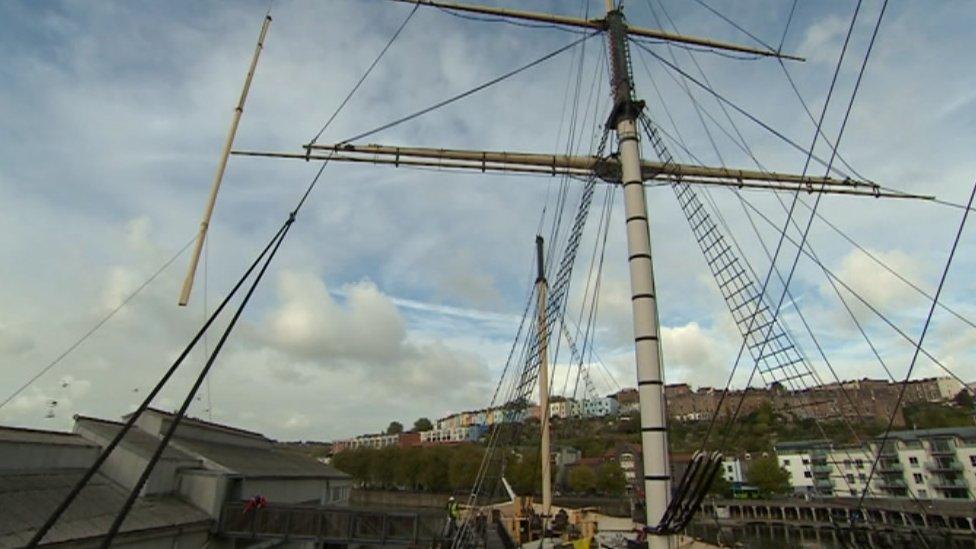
[954,389,975,409]
[448,444,483,491]
[746,455,790,497]
[708,474,731,498]
[332,448,371,487]
[386,421,404,435]
[567,465,597,494]
[413,417,433,432]
[596,462,627,495]
[420,446,451,492]
[396,447,426,490]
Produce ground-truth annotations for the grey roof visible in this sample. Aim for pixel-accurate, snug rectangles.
[131,407,269,440]
[882,426,976,442]
[0,426,97,447]
[773,439,831,451]
[172,436,351,479]
[74,416,197,461]
[0,470,210,547]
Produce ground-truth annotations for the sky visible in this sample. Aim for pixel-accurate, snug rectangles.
[1,0,975,442]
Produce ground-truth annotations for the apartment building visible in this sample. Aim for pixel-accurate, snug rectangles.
[871,427,976,500]
[579,396,620,418]
[775,427,976,500]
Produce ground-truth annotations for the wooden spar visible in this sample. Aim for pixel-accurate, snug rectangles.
[304,143,876,188]
[232,150,933,199]
[388,0,803,61]
[178,15,272,307]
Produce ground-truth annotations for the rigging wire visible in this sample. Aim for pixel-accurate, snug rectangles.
[339,32,599,145]
[630,39,866,183]
[431,4,588,34]
[735,194,975,395]
[720,0,878,446]
[778,0,800,53]
[0,236,195,411]
[858,175,976,516]
[306,2,420,147]
[700,0,866,453]
[91,155,334,547]
[690,0,773,51]
[99,208,300,548]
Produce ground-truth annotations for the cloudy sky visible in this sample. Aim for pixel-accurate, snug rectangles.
[1,0,974,441]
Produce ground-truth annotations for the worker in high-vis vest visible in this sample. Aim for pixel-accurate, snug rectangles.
[443,496,460,537]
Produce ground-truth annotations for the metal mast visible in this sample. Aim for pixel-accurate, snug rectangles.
[603,1,669,545]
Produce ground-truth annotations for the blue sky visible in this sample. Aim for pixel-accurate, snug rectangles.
[1,0,975,440]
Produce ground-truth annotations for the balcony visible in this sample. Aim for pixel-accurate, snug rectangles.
[931,478,969,489]
[929,441,956,456]
[877,443,898,458]
[811,464,833,475]
[814,478,833,488]
[878,460,903,473]
[878,477,907,489]
[926,460,963,473]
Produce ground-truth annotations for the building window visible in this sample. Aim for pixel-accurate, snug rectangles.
[858,474,866,482]
[783,459,790,466]
[918,489,928,498]
[727,465,733,472]
[846,474,855,483]
[843,460,852,470]
[970,455,976,467]
[909,456,919,467]
[855,459,864,469]
[802,458,810,465]
[804,471,812,478]
[913,473,923,484]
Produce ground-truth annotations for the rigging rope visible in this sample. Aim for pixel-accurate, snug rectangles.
[99,212,297,548]
[306,2,420,147]
[630,39,866,183]
[722,0,872,445]
[339,32,599,145]
[696,0,865,453]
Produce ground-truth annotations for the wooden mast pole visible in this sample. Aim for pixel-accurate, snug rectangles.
[535,235,553,522]
[178,14,272,306]
[604,2,671,545]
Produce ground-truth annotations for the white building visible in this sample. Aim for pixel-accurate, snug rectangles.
[776,427,976,500]
[419,425,482,444]
[721,456,745,484]
[549,399,580,419]
[579,397,620,418]
[871,427,976,500]
[332,432,399,452]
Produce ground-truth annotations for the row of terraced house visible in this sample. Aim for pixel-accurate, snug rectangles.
[332,394,630,453]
